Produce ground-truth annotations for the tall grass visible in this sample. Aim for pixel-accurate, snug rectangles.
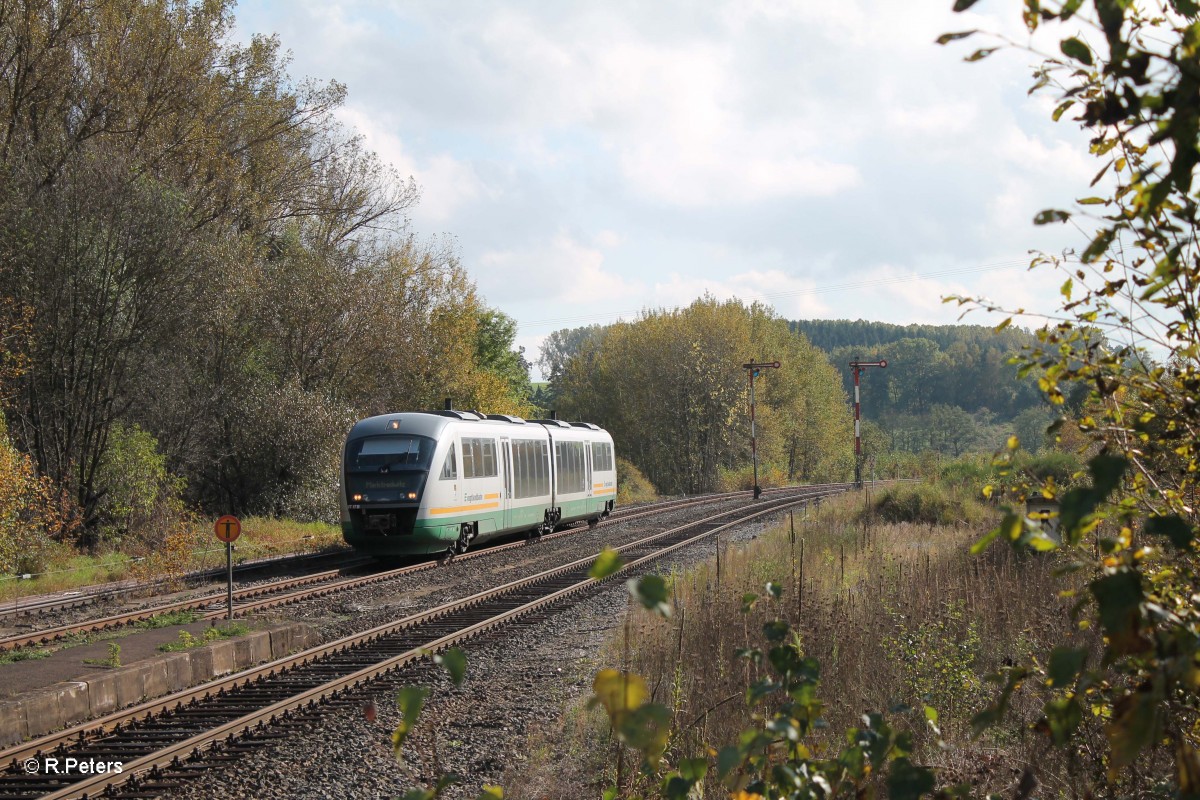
[510,491,1098,797]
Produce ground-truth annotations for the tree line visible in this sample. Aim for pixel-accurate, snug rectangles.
[0,0,531,565]
[786,320,1083,463]
[540,298,853,496]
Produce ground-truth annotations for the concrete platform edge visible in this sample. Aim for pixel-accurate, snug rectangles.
[0,621,316,746]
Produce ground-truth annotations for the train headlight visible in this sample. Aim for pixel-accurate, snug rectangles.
[352,494,363,502]
[406,492,418,500]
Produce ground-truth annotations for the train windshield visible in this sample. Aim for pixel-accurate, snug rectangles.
[346,435,436,471]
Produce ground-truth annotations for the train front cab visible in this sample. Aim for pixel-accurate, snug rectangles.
[341,414,468,556]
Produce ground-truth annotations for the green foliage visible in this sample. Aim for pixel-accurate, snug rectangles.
[473,308,533,410]
[589,548,625,580]
[157,622,249,652]
[797,322,1047,420]
[0,646,51,665]
[83,642,122,668]
[552,298,852,494]
[433,647,467,687]
[392,685,430,754]
[135,610,200,629]
[93,422,186,548]
[937,450,1082,500]
[615,457,657,505]
[586,575,942,799]
[882,601,986,721]
[867,483,984,526]
[627,573,671,617]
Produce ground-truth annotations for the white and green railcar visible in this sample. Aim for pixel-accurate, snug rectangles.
[340,411,617,556]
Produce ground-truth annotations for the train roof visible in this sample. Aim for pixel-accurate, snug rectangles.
[347,411,608,440]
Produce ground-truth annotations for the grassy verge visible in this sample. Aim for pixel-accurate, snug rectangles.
[0,517,344,603]
[509,489,1095,797]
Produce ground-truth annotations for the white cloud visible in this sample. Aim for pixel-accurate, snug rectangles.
[237,0,1102,339]
[335,106,488,224]
[651,269,832,319]
[478,232,644,307]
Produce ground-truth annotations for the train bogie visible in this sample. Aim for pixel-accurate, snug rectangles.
[340,411,616,557]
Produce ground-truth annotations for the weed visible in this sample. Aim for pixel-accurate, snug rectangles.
[0,646,50,665]
[157,622,250,653]
[134,610,199,629]
[84,642,121,668]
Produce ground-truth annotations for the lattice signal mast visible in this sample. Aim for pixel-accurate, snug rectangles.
[849,359,887,488]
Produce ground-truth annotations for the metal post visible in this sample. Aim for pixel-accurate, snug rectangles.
[742,359,781,500]
[749,369,758,499]
[853,365,862,487]
[226,541,233,621]
[848,359,887,489]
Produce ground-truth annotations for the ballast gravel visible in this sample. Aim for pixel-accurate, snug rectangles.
[165,513,784,800]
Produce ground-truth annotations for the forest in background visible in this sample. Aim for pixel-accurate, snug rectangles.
[539,298,853,497]
[539,316,1071,488]
[792,319,1074,468]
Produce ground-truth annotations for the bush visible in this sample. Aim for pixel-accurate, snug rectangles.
[616,457,657,505]
[938,456,993,492]
[93,422,187,551]
[0,416,74,574]
[214,377,355,525]
[716,462,788,492]
[1017,450,1081,485]
[867,482,984,526]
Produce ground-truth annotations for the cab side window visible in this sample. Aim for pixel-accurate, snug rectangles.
[439,447,457,480]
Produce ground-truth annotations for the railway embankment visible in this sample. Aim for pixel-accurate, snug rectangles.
[0,620,316,746]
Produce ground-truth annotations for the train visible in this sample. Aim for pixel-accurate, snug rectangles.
[339,410,617,556]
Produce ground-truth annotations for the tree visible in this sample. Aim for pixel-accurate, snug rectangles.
[473,309,532,408]
[945,1,1200,792]
[2,153,207,532]
[537,324,607,409]
[556,298,850,494]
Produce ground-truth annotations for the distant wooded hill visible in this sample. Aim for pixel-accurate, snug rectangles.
[790,319,1039,356]
[789,319,1059,456]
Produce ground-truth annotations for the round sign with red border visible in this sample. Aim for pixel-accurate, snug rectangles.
[214,514,241,543]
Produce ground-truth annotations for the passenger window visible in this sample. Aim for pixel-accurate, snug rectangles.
[439,448,457,480]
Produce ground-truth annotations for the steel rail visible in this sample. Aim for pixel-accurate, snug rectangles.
[0,481,860,625]
[1,485,846,653]
[0,483,825,622]
[0,550,365,622]
[1,487,844,799]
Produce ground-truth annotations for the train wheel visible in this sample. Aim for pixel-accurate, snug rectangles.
[454,525,472,554]
[588,517,599,529]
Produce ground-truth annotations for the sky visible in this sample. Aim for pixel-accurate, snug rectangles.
[231,1,1099,378]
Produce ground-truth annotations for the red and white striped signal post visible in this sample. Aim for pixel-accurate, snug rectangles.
[742,360,781,500]
[848,359,887,488]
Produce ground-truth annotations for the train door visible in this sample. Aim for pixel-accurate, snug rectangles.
[501,437,513,529]
[585,441,594,497]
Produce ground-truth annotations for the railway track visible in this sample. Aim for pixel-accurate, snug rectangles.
[0,484,844,800]
[0,549,365,622]
[0,485,840,654]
